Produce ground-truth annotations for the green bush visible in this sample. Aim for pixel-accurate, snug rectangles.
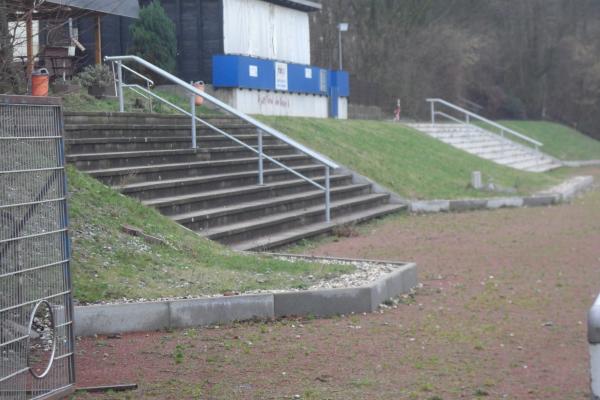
[129,0,177,74]
[74,64,114,88]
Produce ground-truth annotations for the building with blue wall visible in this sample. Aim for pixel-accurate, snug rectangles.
[86,0,349,118]
[211,0,348,118]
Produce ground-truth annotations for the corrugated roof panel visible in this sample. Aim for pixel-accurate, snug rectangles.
[46,0,140,18]
[263,0,321,12]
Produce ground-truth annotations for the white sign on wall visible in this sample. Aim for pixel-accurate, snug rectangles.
[319,69,328,92]
[305,68,312,79]
[275,62,288,91]
[249,65,258,77]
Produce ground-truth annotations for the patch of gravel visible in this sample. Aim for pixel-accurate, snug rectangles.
[81,256,404,306]
[272,256,400,290]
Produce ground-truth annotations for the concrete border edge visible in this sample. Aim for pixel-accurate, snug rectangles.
[409,175,594,214]
[74,260,418,337]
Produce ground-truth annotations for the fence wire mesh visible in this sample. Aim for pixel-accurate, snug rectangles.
[0,98,75,399]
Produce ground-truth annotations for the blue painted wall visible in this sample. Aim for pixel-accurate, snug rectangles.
[213,55,348,97]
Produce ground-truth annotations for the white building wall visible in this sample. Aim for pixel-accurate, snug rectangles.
[223,0,311,65]
[9,21,39,59]
[338,97,348,120]
[214,88,328,118]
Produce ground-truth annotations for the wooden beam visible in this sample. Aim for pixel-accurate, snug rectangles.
[26,11,33,76]
[94,15,102,64]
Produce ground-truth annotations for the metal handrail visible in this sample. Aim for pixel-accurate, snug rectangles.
[434,111,467,125]
[105,55,335,222]
[457,96,484,112]
[106,55,338,169]
[115,63,155,112]
[121,64,154,87]
[427,98,543,150]
[124,84,328,192]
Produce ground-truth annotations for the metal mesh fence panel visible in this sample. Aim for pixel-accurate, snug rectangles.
[0,96,75,400]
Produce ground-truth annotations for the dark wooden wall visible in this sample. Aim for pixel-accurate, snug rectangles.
[76,15,134,67]
[142,0,223,83]
[74,0,224,83]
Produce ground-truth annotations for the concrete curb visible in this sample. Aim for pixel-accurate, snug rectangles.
[74,257,417,336]
[75,294,274,337]
[538,175,595,202]
[409,175,593,214]
[564,160,600,167]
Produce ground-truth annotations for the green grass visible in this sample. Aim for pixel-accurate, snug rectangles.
[67,167,354,303]
[59,86,222,116]
[497,120,600,161]
[257,117,563,200]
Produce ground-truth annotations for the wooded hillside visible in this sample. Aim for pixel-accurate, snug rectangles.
[311,0,600,139]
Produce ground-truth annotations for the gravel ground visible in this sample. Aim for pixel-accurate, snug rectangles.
[73,167,600,400]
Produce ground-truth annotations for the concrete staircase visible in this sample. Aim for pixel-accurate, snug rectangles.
[408,123,562,172]
[64,112,405,251]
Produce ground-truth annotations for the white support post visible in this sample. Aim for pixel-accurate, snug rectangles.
[258,130,264,185]
[431,101,435,124]
[190,94,197,149]
[117,61,124,113]
[325,166,331,222]
[466,114,470,124]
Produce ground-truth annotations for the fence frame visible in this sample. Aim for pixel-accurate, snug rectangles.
[0,94,76,400]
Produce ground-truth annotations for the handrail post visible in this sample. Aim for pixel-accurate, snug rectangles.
[117,61,124,113]
[465,114,470,124]
[190,93,197,149]
[258,130,264,185]
[325,166,331,222]
[430,101,435,124]
[147,81,153,112]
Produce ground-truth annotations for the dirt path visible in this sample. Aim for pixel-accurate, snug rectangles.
[74,175,600,400]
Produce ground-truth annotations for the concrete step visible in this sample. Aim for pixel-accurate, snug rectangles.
[64,124,258,139]
[472,145,525,157]
[201,193,392,245]
[67,144,295,170]
[66,136,193,153]
[130,164,324,196]
[507,157,556,171]
[424,130,480,138]
[122,173,351,203]
[65,134,280,153]
[491,152,543,165]
[198,144,297,161]
[418,128,481,136]
[67,148,210,170]
[167,183,372,230]
[232,203,407,251]
[526,161,562,173]
[87,154,316,185]
[63,112,241,126]
[443,138,501,149]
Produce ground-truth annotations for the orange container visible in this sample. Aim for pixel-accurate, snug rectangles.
[193,81,205,106]
[31,68,49,97]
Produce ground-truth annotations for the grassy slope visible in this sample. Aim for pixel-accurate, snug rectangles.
[67,167,353,303]
[60,87,221,116]
[498,120,600,161]
[258,117,561,200]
